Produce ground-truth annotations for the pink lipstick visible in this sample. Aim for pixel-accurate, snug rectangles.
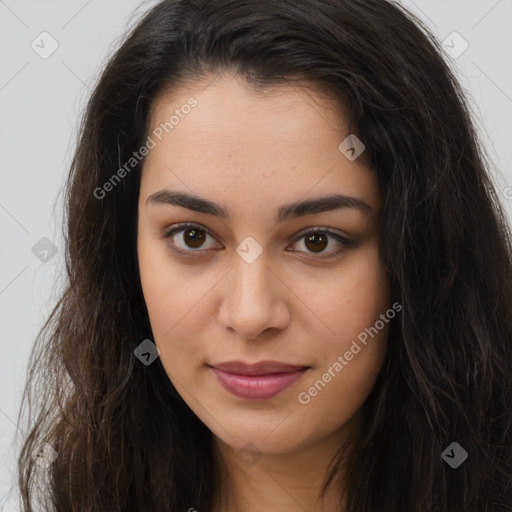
[209,360,310,400]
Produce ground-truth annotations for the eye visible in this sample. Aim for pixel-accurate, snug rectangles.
[161,223,354,259]
[161,223,221,256]
[288,227,354,259]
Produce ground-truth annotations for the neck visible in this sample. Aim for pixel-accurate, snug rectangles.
[211,415,360,512]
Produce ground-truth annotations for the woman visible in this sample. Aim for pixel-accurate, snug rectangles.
[16,0,512,511]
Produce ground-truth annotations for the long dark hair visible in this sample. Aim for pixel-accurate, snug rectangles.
[16,0,512,510]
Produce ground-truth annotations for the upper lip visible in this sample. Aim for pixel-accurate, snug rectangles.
[210,360,310,376]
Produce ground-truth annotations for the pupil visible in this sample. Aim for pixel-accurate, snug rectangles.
[305,233,327,252]
[184,229,205,248]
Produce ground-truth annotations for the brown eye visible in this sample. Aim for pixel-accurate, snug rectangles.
[304,232,328,253]
[182,228,206,249]
[289,228,353,258]
[162,223,220,255]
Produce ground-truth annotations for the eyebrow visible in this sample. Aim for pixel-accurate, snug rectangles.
[146,190,372,222]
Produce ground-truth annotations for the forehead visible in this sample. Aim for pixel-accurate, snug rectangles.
[141,74,380,216]
[148,73,349,153]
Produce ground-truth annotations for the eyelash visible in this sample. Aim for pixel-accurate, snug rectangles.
[161,222,354,260]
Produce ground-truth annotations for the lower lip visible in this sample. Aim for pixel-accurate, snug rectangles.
[211,367,308,400]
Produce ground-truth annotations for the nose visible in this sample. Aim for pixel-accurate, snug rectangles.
[218,253,290,340]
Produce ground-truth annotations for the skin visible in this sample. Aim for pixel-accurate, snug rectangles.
[137,72,391,512]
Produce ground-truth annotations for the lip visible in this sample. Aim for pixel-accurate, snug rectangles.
[209,360,310,400]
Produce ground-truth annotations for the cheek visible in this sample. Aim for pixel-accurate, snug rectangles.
[137,235,216,367]
[295,270,391,437]
[295,246,391,424]
[293,242,391,356]
[137,232,179,337]
[138,241,174,335]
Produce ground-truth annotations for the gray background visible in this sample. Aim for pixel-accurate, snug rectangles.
[1,0,511,508]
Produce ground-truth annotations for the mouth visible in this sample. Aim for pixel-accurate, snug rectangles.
[208,360,311,400]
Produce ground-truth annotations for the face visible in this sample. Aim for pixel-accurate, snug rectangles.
[137,73,392,456]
